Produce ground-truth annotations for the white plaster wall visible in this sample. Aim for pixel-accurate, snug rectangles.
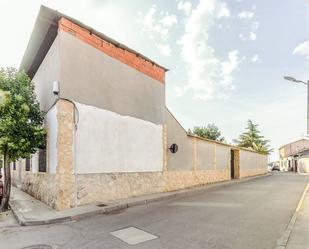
[75,102,163,173]
[298,158,309,173]
[31,152,38,173]
[46,105,58,174]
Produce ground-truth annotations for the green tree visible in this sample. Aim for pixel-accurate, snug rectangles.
[233,120,272,154]
[0,68,46,211]
[188,124,225,142]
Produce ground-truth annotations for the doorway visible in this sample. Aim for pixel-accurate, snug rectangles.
[230,149,240,179]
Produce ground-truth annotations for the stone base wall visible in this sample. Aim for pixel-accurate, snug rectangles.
[240,169,267,179]
[76,169,230,206]
[12,170,59,209]
[163,169,229,192]
[77,172,164,205]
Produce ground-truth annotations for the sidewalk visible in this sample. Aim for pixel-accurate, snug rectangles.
[9,174,269,226]
[286,183,309,249]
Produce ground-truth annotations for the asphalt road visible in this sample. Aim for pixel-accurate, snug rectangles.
[0,172,308,249]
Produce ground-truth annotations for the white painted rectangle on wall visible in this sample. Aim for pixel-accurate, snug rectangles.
[75,102,163,173]
[31,152,38,173]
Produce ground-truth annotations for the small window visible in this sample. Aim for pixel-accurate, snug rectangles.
[13,161,16,170]
[38,149,47,172]
[25,157,31,171]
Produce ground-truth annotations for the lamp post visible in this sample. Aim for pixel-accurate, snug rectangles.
[284,76,309,136]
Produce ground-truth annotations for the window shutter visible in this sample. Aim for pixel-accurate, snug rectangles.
[25,158,31,171]
[38,149,46,172]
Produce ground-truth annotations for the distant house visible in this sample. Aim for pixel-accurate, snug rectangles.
[11,6,268,210]
[279,138,309,172]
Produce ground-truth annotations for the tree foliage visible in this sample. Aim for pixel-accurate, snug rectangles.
[188,124,225,142]
[0,68,46,210]
[233,120,272,154]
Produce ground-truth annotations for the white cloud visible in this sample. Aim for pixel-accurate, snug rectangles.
[252,21,259,30]
[250,32,257,40]
[237,11,258,42]
[156,43,171,57]
[251,54,261,63]
[239,31,257,41]
[293,41,309,59]
[221,50,241,86]
[238,11,255,20]
[177,1,192,16]
[177,0,239,100]
[139,5,177,56]
[161,13,178,27]
[217,2,230,18]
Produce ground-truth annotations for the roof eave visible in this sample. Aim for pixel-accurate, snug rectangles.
[19,5,168,78]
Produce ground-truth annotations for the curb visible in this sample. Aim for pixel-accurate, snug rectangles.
[274,182,309,249]
[10,173,269,226]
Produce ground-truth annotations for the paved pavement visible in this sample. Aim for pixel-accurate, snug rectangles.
[0,172,308,249]
[286,182,309,249]
[9,175,268,226]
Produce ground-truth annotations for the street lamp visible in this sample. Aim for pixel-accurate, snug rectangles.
[284,76,309,135]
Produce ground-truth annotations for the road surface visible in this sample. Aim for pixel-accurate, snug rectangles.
[0,172,308,249]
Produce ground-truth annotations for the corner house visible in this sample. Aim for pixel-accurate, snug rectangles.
[12,6,268,210]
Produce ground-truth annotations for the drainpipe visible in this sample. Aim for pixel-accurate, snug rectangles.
[73,118,78,208]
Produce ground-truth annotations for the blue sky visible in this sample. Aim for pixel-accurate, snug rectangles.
[1,0,309,160]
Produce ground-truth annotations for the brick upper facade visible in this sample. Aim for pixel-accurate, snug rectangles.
[58,17,166,84]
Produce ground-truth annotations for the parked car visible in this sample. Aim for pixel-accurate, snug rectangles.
[272,165,280,171]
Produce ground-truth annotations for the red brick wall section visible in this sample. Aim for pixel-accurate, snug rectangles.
[58,18,166,84]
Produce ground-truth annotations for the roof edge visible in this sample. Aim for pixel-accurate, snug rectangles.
[20,5,169,76]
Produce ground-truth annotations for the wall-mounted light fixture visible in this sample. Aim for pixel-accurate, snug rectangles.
[169,143,178,153]
[52,81,60,96]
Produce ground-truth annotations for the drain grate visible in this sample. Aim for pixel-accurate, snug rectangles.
[21,245,53,249]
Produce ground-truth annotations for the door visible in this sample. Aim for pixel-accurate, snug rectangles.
[230,150,235,179]
[230,149,240,179]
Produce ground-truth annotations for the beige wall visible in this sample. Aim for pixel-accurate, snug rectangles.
[196,140,216,170]
[33,30,166,123]
[279,139,309,158]
[59,31,165,125]
[166,109,194,171]
[239,150,267,178]
[32,34,60,112]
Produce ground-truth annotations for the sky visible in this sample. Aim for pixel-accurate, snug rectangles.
[1,0,309,161]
